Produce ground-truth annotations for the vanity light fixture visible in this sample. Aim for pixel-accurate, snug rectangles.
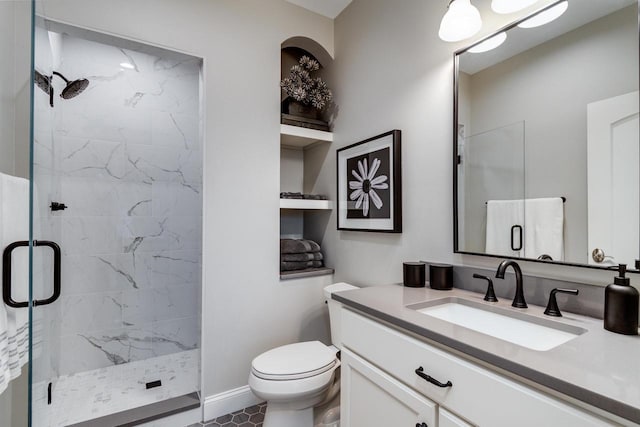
[438,0,482,42]
[518,1,568,28]
[468,32,507,53]
[491,0,538,14]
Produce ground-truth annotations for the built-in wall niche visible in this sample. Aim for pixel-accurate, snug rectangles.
[279,38,334,280]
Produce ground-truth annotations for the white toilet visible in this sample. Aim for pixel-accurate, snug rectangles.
[248,282,358,427]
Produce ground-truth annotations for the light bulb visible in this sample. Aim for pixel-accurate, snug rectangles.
[439,0,482,42]
[491,0,538,14]
[518,1,568,28]
[468,32,507,53]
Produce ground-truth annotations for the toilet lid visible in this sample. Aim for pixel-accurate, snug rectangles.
[251,341,337,380]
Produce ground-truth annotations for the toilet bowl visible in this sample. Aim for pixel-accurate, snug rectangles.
[248,282,358,427]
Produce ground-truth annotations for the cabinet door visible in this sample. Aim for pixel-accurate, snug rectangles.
[440,408,473,427]
[341,348,436,427]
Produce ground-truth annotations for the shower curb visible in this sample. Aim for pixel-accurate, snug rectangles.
[68,392,200,427]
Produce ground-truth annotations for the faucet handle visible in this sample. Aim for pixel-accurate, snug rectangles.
[473,273,498,302]
[544,288,579,317]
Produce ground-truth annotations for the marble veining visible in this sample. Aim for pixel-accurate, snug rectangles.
[32,28,202,383]
[32,349,200,427]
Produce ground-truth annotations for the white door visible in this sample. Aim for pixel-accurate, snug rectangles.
[341,348,436,427]
[587,91,639,266]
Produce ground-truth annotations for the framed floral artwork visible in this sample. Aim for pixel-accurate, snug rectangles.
[337,130,402,232]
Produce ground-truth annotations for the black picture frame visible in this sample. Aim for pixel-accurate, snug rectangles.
[336,130,402,232]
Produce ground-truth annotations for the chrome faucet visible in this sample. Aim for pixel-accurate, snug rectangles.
[495,260,528,308]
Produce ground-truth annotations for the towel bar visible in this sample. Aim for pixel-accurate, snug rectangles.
[485,196,566,205]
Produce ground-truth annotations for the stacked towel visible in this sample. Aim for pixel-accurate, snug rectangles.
[280,239,324,272]
[0,173,30,396]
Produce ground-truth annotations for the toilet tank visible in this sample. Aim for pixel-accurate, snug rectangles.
[324,282,359,349]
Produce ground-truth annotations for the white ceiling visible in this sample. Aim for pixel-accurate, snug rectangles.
[285,0,353,19]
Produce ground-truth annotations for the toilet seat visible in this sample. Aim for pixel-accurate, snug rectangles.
[251,341,337,381]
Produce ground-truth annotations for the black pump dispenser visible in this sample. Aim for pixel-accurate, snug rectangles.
[604,264,639,335]
[614,264,631,285]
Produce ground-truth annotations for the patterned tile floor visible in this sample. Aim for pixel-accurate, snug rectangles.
[32,349,200,427]
[187,402,267,427]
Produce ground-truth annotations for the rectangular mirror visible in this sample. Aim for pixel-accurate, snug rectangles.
[454,0,639,269]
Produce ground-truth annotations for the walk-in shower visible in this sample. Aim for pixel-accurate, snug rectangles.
[0,9,203,426]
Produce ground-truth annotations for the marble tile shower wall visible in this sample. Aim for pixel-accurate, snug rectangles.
[33,34,202,377]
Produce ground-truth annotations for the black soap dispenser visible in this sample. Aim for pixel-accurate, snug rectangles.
[604,264,639,335]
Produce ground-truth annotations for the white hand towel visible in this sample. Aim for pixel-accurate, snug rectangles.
[0,172,30,396]
[524,197,564,261]
[486,199,524,257]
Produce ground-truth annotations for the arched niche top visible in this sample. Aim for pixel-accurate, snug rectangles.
[281,36,333,68]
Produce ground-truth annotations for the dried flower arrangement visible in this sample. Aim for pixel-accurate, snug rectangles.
[280,56,333,110]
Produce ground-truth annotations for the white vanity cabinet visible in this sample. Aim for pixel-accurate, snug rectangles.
[439,408,473,427]
[341,348,437,427]
[340,308,616,427]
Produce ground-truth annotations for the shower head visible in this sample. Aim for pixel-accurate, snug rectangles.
[34,70,54,107]
[34,70,90,107]
[34,70,51,94]
[52,71,90,99]
[60,78,89,99]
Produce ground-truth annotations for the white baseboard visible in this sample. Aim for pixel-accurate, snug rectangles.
[203,385,262,422]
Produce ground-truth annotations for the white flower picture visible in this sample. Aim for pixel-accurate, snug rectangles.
[349,158,389,216]
[337,130,401,232]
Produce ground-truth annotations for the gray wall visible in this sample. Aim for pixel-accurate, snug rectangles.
[464,6,638,264]
[0,1,31,426]
[0,1,30,180]
[0,1,17,176]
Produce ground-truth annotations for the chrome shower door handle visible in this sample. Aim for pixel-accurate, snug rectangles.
[2,240,62,308]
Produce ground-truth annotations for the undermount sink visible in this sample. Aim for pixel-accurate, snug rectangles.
[407,297,586,351]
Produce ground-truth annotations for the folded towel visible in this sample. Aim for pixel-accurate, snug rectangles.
[280,260,324,271]
[281,239,311,254]
[281,252,323,262]
[280,192,304,199]
[280,239,322,254]
[305,240,321,252]
[279,192,328,200]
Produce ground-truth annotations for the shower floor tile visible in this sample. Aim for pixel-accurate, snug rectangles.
[32,349,200,427]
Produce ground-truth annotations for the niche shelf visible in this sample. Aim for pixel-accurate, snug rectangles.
[280,125,334,280]
[280,124,333,149]
[280,267,335,280]
[280,198,333,210]
[279,39,334,281]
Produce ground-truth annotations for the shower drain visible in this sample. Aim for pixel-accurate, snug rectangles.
[145,380,162,389]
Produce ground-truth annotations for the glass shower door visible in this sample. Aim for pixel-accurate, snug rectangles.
[460,122,526,256]
[29,10,203,426]
[28,12,65,427]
